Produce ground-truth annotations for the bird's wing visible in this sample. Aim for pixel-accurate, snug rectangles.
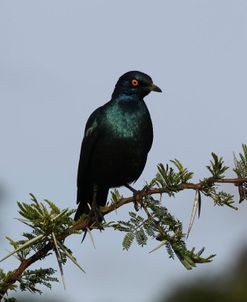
[76,107,102,204]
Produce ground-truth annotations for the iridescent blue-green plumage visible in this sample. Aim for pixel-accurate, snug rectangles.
[75,71,161,220]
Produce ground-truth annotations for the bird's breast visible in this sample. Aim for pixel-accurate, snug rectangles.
[105,102,153,141]
[89,102,153,186]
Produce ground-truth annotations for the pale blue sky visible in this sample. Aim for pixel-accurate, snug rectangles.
[1,1,247,301]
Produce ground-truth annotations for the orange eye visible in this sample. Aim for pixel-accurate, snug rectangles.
[131,79,139,87]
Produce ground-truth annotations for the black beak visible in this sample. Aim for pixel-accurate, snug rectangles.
[149,83,162,93]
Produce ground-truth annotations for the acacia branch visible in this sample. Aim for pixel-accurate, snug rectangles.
[1,176,247,300]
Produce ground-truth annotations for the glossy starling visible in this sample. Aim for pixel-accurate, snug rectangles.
[75,71,162,220]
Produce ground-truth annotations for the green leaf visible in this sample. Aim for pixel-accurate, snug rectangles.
[207,152,229,178]
[122,233,135,250]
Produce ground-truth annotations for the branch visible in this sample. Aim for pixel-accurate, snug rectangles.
[1,177,246,299]
[1,148,247,300]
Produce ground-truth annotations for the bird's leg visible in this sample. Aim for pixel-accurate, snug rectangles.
[125,184,144,211]
[90,185,104,229]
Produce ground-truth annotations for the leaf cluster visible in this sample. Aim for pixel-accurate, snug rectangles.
[151,159,193,195]
[111,197,214,270]
[111,211,152,250]
[201,153,236,209]
[18,268,58,294]
[206,153,229,179]
[0,194,82,297]
[0,267,57,301]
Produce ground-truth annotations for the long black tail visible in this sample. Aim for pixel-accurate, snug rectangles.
[74,184,109,221]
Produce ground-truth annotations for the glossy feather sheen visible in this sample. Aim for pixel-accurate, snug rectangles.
[75,71,160,220]
[105,96,151,139]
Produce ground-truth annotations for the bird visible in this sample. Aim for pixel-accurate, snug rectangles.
[75,71,162,221]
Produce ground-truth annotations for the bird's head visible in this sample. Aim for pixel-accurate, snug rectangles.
[112,71,162,99]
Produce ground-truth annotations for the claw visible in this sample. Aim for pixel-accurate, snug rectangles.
[89,185,105,230]
[88,206,104,230]
[125,184,145,211]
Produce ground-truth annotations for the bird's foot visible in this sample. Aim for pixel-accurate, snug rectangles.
[89,206,105,230]
[125,184,147,211]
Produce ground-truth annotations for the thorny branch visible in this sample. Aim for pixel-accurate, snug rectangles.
[1,175,247,300]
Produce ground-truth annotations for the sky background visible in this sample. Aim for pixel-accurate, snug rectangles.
[1,1,247,301]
